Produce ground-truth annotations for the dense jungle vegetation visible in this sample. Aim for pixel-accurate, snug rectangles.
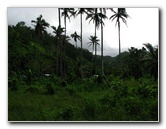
[8,8,158,121]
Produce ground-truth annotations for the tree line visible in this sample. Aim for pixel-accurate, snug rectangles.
[8,8,158,82]
[30,8,132,79]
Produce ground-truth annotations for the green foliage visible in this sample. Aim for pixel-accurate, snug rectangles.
[25,69,35,85]
[8,76,158,121]
[25,86,40,94]
[83,96,97,120]
[65,86,76,96]
[100,93,116,107]
[46,83,55,95]
[8,79,18,91]
[8,20,158,121]
[59,106,74,121]
[61,80,68,87]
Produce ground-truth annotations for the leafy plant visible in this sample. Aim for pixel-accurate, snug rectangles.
[83,96,97,120]
[46,83,55,95]
[8,79,18,91]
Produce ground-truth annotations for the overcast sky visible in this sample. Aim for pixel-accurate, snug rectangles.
[7,8,159,57]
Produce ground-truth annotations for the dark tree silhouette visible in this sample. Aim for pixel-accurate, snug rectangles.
[51,25,65,77]
[142,43,158,81]
[109,8,130,74]
[76,8,94,78]
[71,31,81,58]
[86,8,105,75]
[31,14,50,39]
[61,8,76,78]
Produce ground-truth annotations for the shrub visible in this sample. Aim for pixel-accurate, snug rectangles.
[58,106,74,121]
[24,69,34,85]
[137,84,157,98]
[61,80,68,87]
[123,97,142,116]
[8,79,18,91]
[65,86,76,96]
[111,80,128,97]
[25,86,39,93]
[83,97,97,120]
[100,93,116,107]
[46,83,55,95]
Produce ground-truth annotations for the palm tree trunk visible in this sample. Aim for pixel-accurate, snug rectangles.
[58,8,61,26]
[75,41,77,59]
[92,44,94,62]
[118,21,121,55]
[56,43,59,75]
[80,13,83,78]
[60,38,63,77]
[101,10,104,76]
[58,8,63,77]
[94,21,97,75]
[94,9,97,75]
[64,16,67,79]
[118,21,121,74]
[57,8,61,76]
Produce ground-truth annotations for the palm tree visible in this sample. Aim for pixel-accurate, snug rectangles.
[99,8,108,75]
[31,14,50,39]
[76,8,94,78]
[87,36,100,56]
[61,8,76,78]
[61,8,76,37]
[51,25,65,77]
[128,47,145,79]
[87,35,100,75]
[142,43,158,81]
[58,8,61,26]
[71,31,81,49]
[31,15,49,74]
[71,31,81,59]
[109,8,130,73]
[86,8,104,74]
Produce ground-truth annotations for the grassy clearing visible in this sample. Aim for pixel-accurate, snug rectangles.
[8,76,158,121]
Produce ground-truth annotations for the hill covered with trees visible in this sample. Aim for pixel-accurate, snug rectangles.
[8,8,158,121]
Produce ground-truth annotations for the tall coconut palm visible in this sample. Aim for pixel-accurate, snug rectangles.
[87,35,100,67]
[99,8,108,75]
[58,8,61,26]
[109,8,130,74]
[61,8,76,78]
[31,15,49,74]
[76,8,94,78]
[71,31,81,59]
[71,31,81,49]
[31,14,50,39]
[86,8,104,74]
[142,43,158,81]
[87,35,100,75]
[61,8,76,37]
[51,25,65,77]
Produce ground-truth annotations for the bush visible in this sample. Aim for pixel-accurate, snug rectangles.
[24,69,35,85]
[8,79,18,91]
[65,86,76,96]
[25,86,40,93]
[61,80,68,87]
[57,106,74,121]
[137,84,157,98]
[83,97,97,120]
[100,93,116,107]
[123,97,142,116]
[111,80,128,97]
[46,83,55,95]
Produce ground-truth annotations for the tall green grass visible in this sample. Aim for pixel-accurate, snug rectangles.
[8,76,158,121]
